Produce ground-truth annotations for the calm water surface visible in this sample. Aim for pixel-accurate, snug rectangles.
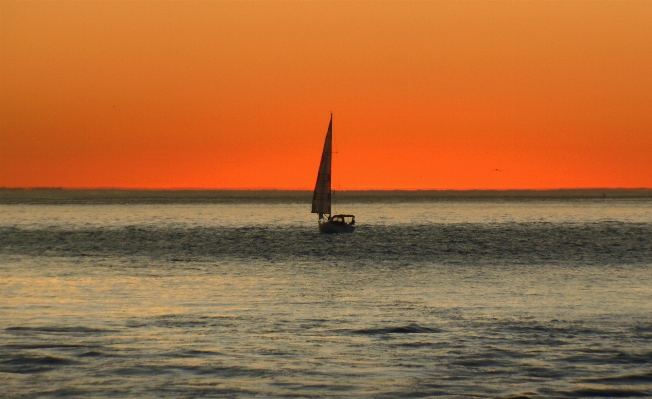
[1,198,651,398]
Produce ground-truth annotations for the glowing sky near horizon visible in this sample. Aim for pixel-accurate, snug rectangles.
[1,1,651,189]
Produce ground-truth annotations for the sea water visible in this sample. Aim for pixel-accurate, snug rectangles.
[1,194,651,398]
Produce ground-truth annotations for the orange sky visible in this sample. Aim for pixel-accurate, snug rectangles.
[1,1,651,189]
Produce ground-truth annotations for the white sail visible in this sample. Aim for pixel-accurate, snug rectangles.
[311,115,332,215]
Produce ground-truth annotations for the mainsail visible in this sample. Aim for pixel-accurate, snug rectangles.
[311,115,332,215]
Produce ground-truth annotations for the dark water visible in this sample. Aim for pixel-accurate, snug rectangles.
[1,197,651,398]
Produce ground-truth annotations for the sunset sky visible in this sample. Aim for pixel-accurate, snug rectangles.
[1,1,651,189]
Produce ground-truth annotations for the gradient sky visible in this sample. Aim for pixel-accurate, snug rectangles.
[2,1,651,189]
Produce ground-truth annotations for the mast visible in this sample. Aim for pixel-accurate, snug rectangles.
[311,114,332,217]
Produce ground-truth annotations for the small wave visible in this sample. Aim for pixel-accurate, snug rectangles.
[5,326,116,334]
[0,354,78,374]
[612,351,652,365]
[555,387,651,397]
[452,357,513,369]
[2,343,94,349]
[519,365,566,379]
[581,372,652,384]
[397,341,445,348]
[187,349,223,356]
[109,364,271,379]
[150,314,234,329]
[78,350,106,357]
[633,324,652,338]
[349,324,441,335]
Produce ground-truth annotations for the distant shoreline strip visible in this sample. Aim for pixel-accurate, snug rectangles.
[1,188,652,204]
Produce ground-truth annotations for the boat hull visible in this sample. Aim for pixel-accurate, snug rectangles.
[319,221,356,234]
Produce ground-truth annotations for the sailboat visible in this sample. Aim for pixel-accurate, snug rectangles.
[312,114,356,233]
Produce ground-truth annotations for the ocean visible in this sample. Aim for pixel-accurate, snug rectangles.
[1,190,651,398]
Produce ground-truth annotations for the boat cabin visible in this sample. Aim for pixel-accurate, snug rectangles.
[330,214,355,225]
